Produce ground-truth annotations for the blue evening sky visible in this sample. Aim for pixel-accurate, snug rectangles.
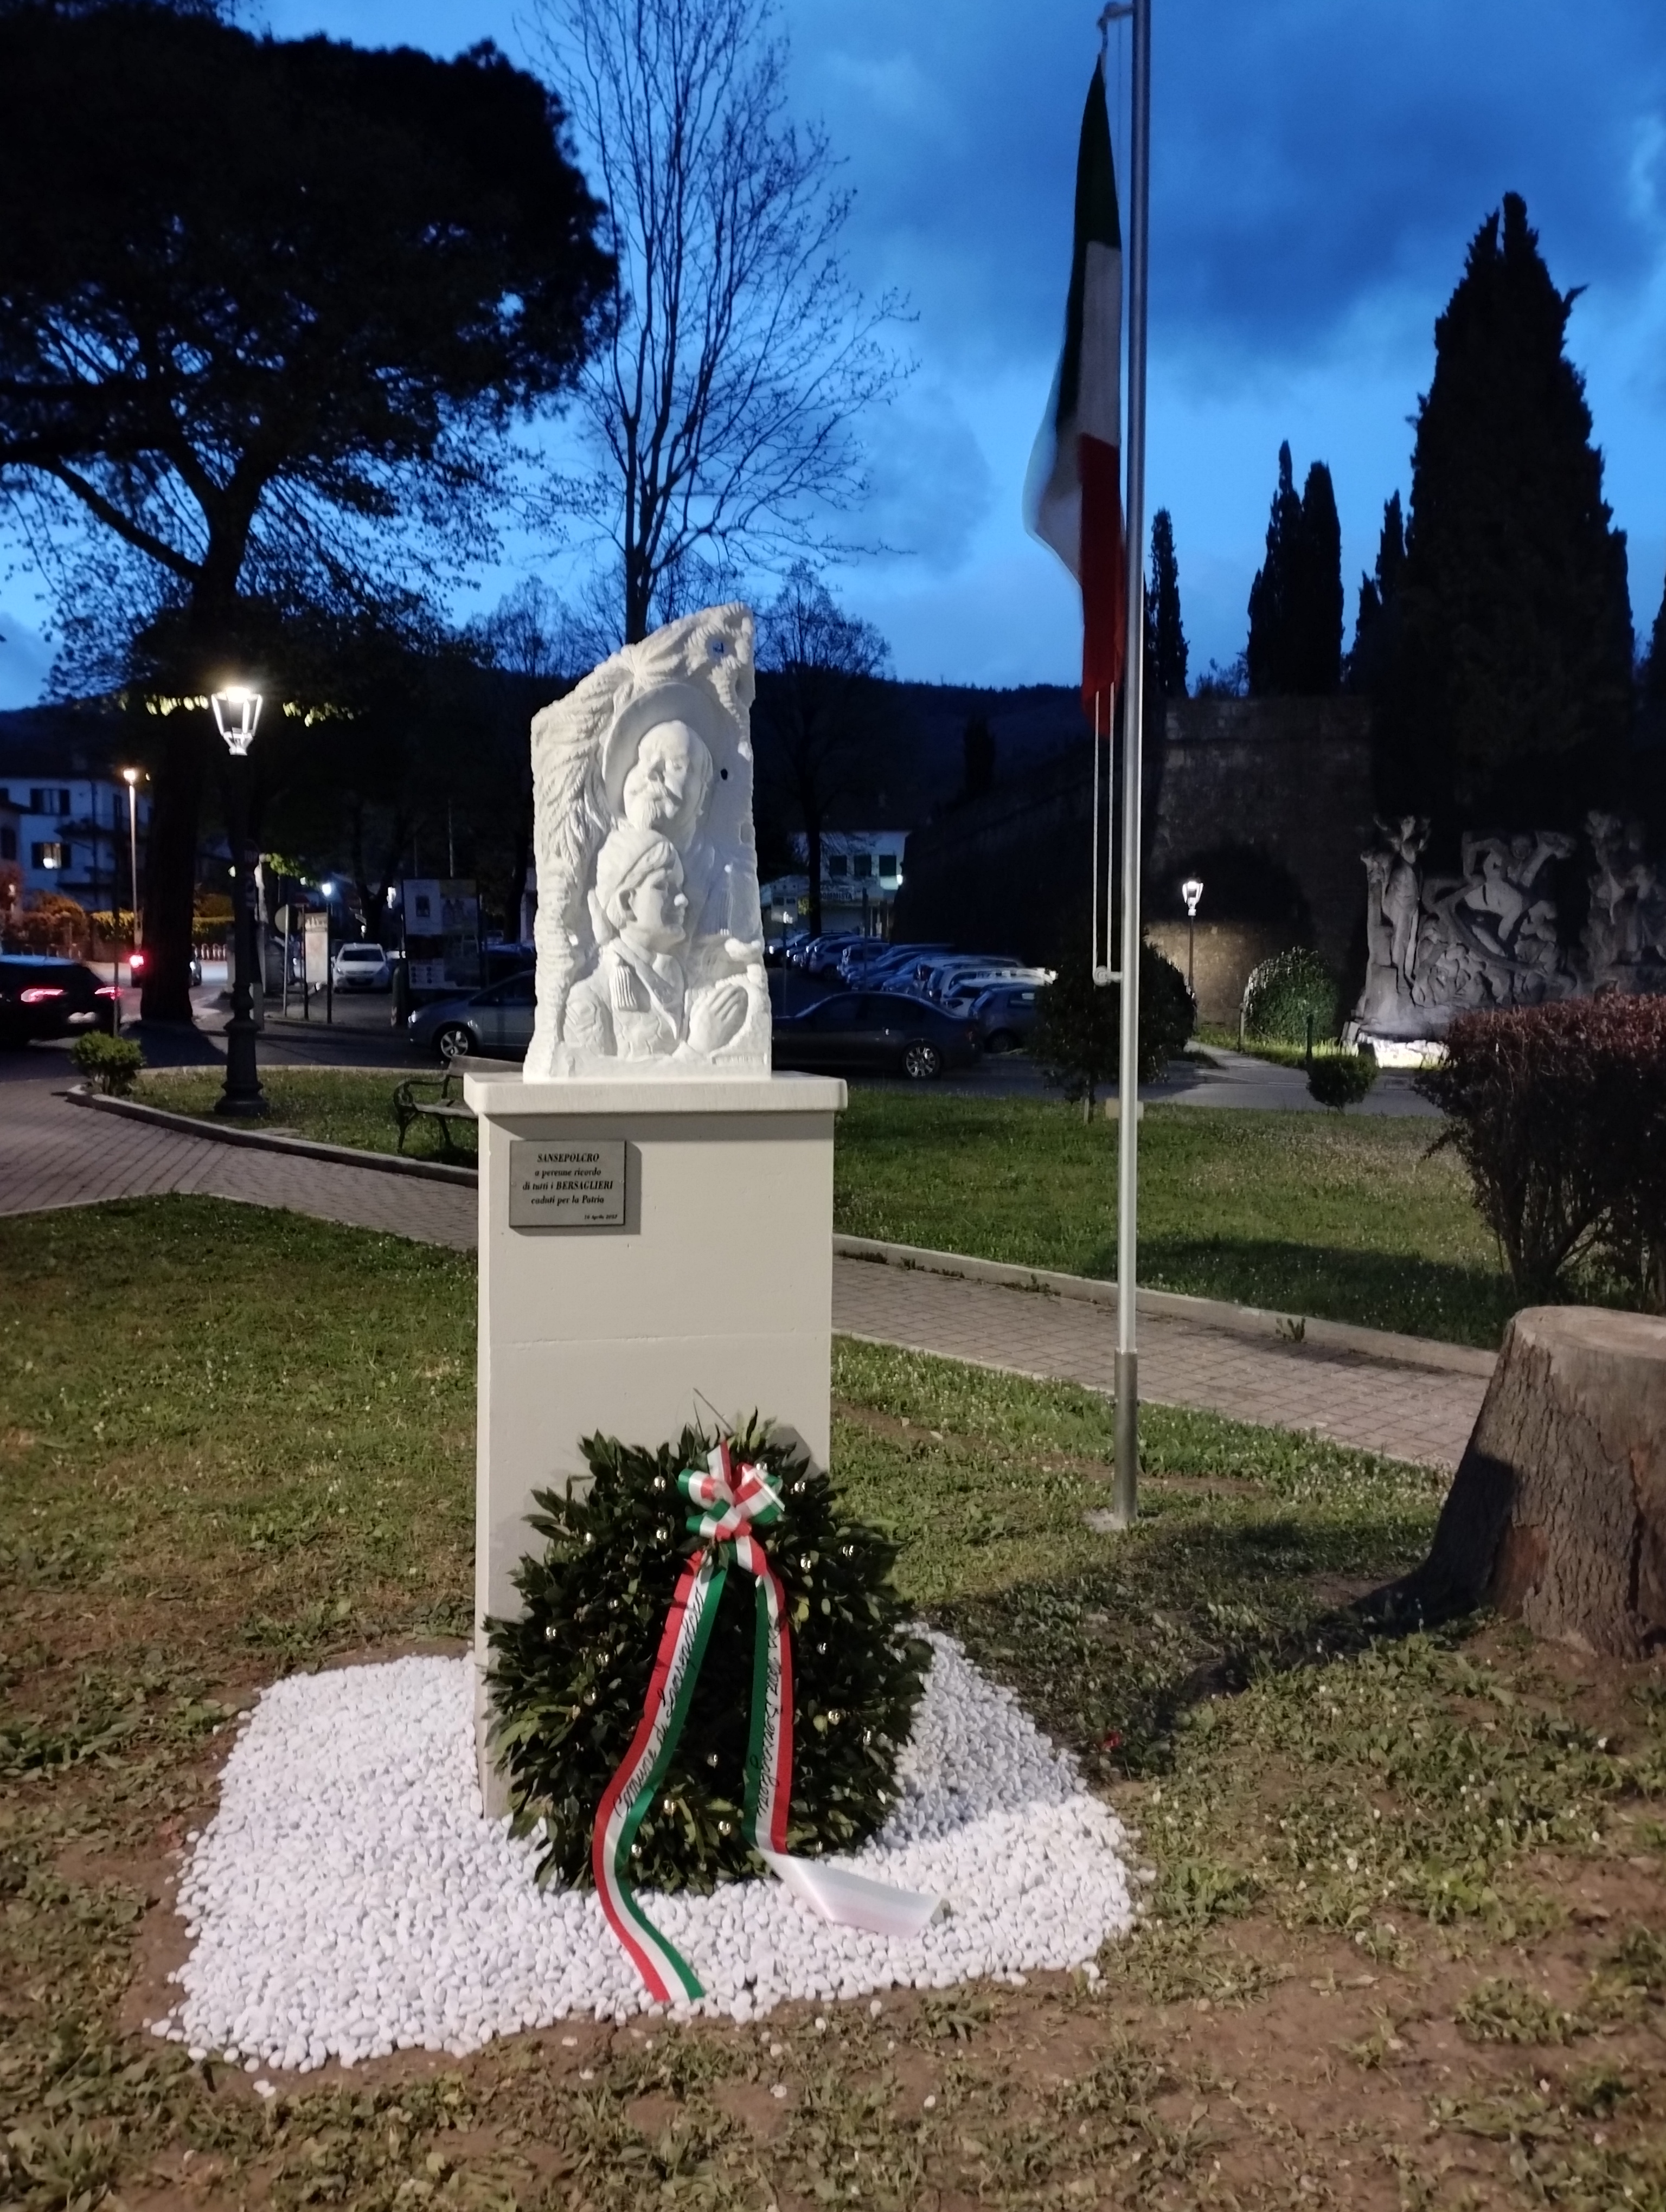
[2,0,1663,703]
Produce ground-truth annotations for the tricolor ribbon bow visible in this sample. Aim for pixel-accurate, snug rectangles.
[591,1439,938,2004]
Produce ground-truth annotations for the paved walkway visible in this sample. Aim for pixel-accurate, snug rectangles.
[0,1077,476,1249]
[831,1261,1482,1469]
[0,1074,1486,1468]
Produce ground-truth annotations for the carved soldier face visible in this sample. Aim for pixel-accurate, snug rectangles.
[621,721,712,845]
[619,861,689,954]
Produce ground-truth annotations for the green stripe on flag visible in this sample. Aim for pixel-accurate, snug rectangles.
[1057,62,1121,430]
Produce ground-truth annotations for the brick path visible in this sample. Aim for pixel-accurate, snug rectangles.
[0,1077,475,1249]
[0,1073,1486,1467]
[831,1260,1483,1469]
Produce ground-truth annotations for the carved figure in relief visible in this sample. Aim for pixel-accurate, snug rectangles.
[1584,812,1666,977]
[1353,808,1666,1040]
[524,604,771,1079]
[1380,815,1428,986]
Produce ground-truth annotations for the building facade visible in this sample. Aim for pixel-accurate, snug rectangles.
[761,829,910,937]
[0,721,149,916]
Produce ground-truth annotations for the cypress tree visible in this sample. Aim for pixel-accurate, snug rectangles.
[1246,441,1302,695]
[1289,461,1343,692]
[1246,445,1343,695]
[1348,492,1406,694]
[962,715,996,800]
[1146,507,1188,699]
[1644,558,1666,719]
[1380,192,1633,828]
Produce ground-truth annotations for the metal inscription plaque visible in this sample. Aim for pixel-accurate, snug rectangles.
[508,1140,627,1229]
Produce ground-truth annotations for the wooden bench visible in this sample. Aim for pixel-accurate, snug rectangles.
[392,1069,477,1158]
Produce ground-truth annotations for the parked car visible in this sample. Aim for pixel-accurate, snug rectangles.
[0,955,115,1045]
[772,990,979,1081]
[482,941,537,988]
[836,939,951,986]
[332,941,394,992]
[913,953,1024,999]
[970,981,1042,1052]
[938,966,1050,1014]
[783,934,843,972]
[804,934,864,978]
[407,969,535,1061]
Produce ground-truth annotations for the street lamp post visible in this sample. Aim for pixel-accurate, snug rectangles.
[1181,876,1203,996]
[120,768,142,1036]
[210,685,267,1119]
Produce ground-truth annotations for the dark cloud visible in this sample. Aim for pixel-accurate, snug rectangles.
[792,0,1666,371]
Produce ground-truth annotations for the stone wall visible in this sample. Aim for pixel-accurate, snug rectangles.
[892,696,1376,985]
[1143,919,1298,1028]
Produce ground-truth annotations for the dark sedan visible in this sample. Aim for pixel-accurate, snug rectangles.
[0,956,116,1046]
[407,970,535,1062]
[771,990,979,1081]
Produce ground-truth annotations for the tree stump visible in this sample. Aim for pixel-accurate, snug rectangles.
[1411,1307,1666,1657]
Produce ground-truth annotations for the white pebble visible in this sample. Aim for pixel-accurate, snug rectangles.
[156,1637,1135,2068]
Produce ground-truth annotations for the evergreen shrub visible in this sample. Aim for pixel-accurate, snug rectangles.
[487,1420,930,1892]
[1034,939,1195,1117]
[1241,947,1339,1045]
[1306,1050,1378,1111]
[1418,998,1666,1308]
[69,1032,143,1095]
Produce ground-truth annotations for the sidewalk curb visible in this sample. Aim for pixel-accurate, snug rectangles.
[832,1233,1497,1378]
[65,1086,481,1189]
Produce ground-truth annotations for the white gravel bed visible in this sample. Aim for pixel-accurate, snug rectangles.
[151,1632,1136,2070]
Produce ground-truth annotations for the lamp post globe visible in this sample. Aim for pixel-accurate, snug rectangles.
[211,685,267,1119]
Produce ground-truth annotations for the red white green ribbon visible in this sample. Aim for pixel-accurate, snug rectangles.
[591,1441,793,2002]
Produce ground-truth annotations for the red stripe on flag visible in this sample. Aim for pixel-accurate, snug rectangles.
[1079,431,1126,716]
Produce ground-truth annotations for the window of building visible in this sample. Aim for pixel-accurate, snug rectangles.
[879,852,898,878]
[828,854,849,878]
[33,840,64,870]
[0,827,15,861]
[853,853,873,879]
[29,788,69,814]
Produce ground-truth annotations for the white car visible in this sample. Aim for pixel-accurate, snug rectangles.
[331,941,393,991]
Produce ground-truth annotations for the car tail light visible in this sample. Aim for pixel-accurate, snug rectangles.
[20,986,63,1004]
[95,985,121,999]
[129,951,146,973]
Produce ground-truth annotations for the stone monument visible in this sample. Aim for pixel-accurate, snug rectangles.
[1353,810,1666,1050]
[524,602,773,1077]
[465,605,844,1804]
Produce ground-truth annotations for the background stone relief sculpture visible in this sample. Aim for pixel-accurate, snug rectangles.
[524,603,772,1078]
[1355,811,1666,1040]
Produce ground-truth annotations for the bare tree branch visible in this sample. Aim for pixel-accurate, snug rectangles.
[528,0,911,642]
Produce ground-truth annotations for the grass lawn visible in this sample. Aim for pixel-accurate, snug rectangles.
[835,1091,1513,1348]
[135,1068,1513,1347]
[5,1198,1665,2209]
[139,1065,477,1167]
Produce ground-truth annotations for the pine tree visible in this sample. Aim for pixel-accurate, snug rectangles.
[1347,492,1406,693]
[1380,192,1633,828]
[1146,508,1189,699]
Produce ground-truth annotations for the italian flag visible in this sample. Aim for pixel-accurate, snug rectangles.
[1024,58,1126,718]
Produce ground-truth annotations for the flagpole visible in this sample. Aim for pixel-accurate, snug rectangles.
[1107,0,1149,1527]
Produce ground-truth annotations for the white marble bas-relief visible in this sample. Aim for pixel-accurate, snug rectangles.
[1354,810,1666,1041]
[526,604,772,1079]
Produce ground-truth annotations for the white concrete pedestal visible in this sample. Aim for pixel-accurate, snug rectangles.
[464,1069,845,1806]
